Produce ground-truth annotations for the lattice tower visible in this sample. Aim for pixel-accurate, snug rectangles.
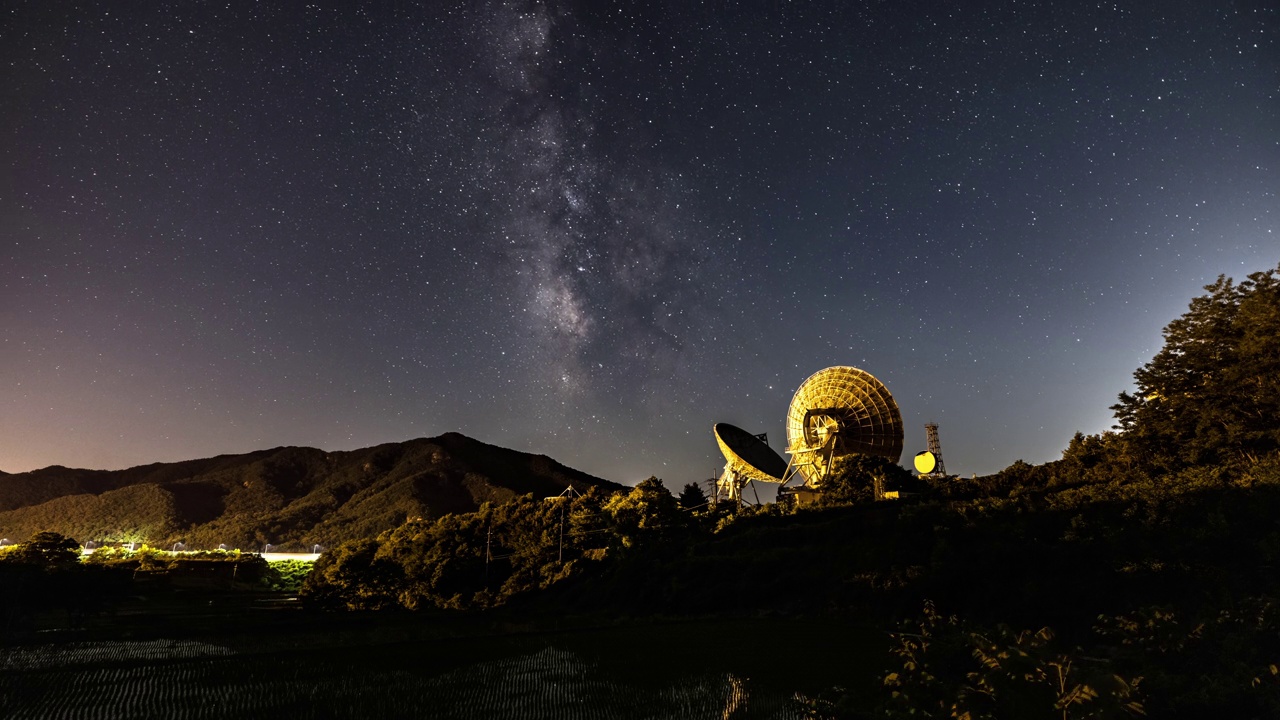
[925,422,947,477]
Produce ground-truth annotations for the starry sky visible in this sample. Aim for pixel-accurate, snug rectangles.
[3,1,1277,487]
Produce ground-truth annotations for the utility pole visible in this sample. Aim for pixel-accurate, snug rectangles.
[558,500,565,563]
[485,521,492,583]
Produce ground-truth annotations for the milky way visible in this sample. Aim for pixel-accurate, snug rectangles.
[2,1,1276,484]
[474,3,719,400]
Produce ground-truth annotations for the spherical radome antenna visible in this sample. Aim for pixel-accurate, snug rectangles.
[914,451,937,475]
[785,366,904,486]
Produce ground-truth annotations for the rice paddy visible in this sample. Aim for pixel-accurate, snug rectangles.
[1,635,824,719]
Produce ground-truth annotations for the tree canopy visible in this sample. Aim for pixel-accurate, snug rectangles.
[818,453,915,504]
[302,480,688,611]
[5,531,82,567]
[677,481,709,511]
[1112,263,1280,470]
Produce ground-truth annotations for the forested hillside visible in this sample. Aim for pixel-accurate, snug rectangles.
[0,433,621,549]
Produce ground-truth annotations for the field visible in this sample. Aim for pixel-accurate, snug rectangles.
[1,614,882,719]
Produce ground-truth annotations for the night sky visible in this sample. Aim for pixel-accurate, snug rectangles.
[4,1,1277,487]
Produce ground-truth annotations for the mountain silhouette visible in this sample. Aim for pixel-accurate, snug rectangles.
[0,433,622,550]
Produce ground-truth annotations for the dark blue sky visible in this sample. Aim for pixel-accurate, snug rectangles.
[3,1,1276,485]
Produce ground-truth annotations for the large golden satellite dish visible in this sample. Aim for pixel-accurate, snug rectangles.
[785,366,904,486]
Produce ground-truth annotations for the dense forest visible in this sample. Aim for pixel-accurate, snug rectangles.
[3,263,1277,718]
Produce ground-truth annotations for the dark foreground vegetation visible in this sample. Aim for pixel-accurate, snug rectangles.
[0,536,314,639]
[3,263,1278,719]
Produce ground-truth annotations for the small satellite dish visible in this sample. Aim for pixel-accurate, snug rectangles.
[785,366,904,486]
[715,423,788,484]
[914,451,937,474]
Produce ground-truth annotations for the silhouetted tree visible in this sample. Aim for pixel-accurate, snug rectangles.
[302,538,404,610]
[818,454,913,505]
[678,481,708,510]
[1112,264,1280,470]
[603,477,682,547]
[4,531,81,567]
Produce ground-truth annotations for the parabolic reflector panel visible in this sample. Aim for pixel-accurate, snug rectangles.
[786,366,904,485]
[715,423,788,484]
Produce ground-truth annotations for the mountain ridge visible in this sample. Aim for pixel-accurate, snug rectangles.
[0,433,624,549]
